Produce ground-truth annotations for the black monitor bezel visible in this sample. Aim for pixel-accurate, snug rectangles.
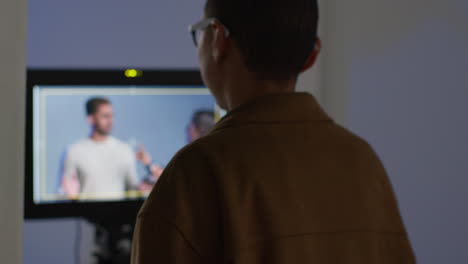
[24,69,204,221]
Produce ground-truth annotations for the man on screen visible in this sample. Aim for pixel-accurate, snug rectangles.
[61,97,153,200]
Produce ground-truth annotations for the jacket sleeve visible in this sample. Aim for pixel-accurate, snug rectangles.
[131,212,202,264]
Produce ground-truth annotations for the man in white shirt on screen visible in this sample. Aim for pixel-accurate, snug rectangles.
[61,97,151,200]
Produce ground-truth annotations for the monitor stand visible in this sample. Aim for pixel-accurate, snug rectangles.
[86,216,137,264]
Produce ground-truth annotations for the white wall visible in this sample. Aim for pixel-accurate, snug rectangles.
[323,0,468,263]
[0,0,27,263]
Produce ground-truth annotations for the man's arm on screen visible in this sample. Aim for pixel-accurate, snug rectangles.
[136,145,164,184]
[61,149,80,199]
[126,150,140,191]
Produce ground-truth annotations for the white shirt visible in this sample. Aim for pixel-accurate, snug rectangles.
[63,136,139,200]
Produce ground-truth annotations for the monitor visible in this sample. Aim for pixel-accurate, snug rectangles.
[24,69,221,221]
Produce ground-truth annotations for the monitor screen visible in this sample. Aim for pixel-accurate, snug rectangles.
[24,70,222,219]
[33,85,217,203]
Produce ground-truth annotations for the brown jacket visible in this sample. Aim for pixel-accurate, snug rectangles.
[132,93,415,264]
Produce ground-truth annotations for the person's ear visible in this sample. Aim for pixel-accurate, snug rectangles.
[211,21,230,63]
[301,37,322,72]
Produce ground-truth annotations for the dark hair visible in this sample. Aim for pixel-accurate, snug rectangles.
[205,0,319,80]
[86,97,111,116]
[192,110,215,136]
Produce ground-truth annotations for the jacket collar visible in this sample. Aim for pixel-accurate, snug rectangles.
[213,92,332,132]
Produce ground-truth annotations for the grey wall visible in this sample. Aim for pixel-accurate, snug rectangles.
[323,0,468,263]
[24,219,95,264]
[0,0,27,263]
[27,0,204,69]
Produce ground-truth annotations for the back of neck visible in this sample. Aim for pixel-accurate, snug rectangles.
[224,73,297,111]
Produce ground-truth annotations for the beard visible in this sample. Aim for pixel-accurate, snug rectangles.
[94,125,111,136]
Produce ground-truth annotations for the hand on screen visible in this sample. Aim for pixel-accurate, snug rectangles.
[61,172,80,200]
[139,182,154,192]
[149,164,164,180]
[136,145,152,166]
